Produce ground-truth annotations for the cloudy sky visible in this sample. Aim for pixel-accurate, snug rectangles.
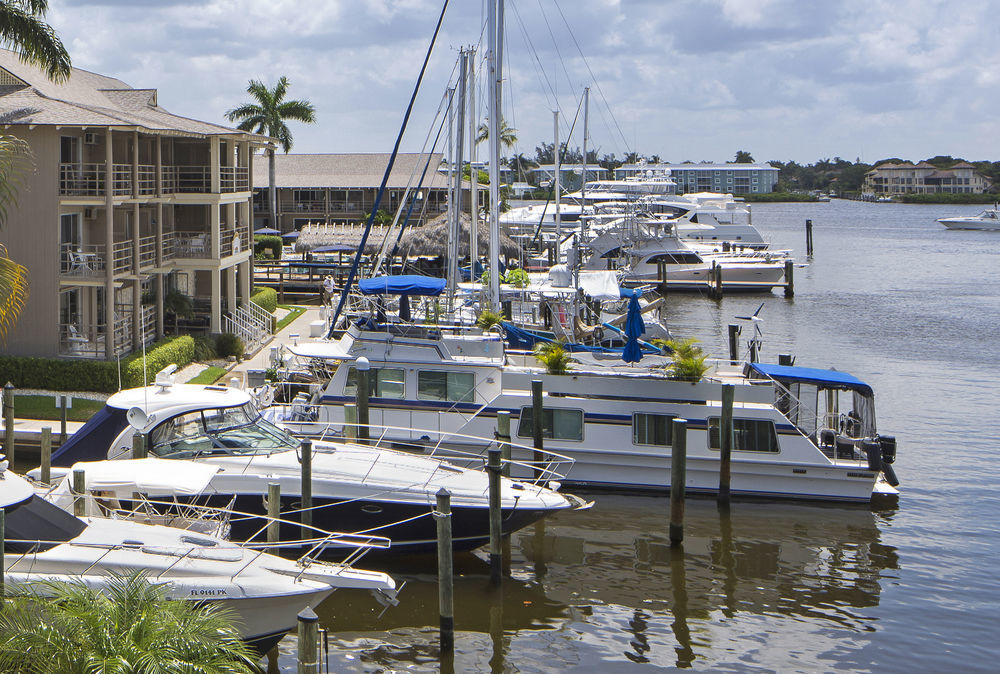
[46,0,1000,165]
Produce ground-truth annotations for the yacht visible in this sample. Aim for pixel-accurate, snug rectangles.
[937,207,1000,230]
[279,323,900,503]
[1,465,396,653]
[49,370,585,554]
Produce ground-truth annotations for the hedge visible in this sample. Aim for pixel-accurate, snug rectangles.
[253,234,282,261]
[0,335,195,394]
[250,286,278,314]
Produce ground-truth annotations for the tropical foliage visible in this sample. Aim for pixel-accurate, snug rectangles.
[0,571,255,673]
[533,340,571,375]
[659,337,709,382]
[476,116,517,149]
[504,268,529,288]
[0,0,71,82]
[476,308,504,330]
[0,135,31,340]
[225,76,315,153]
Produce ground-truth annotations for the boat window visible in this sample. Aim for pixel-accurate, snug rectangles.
[517,407,584,442]
[148,403,298,458]
[345,367,405,399]
[417,370,475,403]
[633,412,675,446]
[3,494,87,553]
[707,417,780,453]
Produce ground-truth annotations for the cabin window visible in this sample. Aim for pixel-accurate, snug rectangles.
[346,367,405,399]
[517,407,584,442]
[707,417,779,453]
[417,370,475,403]
[633,413,674,446]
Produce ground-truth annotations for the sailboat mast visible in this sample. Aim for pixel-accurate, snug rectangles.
[487,0,502,308]
[445,85,456,309]
[553,109,561,264]
[581,86,590,243]
[468,48,478,280]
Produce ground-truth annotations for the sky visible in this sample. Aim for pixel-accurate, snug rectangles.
[44,0,1000,166]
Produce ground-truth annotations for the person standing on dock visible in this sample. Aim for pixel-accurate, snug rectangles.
[322,274,335,306]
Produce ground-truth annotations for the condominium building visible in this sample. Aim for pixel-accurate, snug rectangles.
[252,153,450,231]
[614,163,779,195]
[0,49,268,360]
[862,161,991,196]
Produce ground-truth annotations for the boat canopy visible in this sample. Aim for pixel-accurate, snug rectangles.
[359,275,446,296]
[749,362,873,395]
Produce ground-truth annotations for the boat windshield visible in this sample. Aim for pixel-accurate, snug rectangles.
[3,494,87,553]
[148,403,299,458]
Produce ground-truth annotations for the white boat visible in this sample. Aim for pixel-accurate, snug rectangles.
[49,370,585,554]
[1,465,396,654]
[278,323,900,503]
[937,207,1000,230]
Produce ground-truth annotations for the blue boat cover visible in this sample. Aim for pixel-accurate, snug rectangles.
[359,275,446,296]
[501,321,659,354]
[749,362,873,395]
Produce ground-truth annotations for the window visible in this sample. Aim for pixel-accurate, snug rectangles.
[517,407,584,441]
[708,417,779,453]
[346,367,406,399]
[633,413,674,446]
[417,370,475,402]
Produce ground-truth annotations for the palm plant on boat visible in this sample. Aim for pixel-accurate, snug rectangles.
[660,337,709,381]
[505,268,530,288]
[476,308,504,330]
[534,340,571,375]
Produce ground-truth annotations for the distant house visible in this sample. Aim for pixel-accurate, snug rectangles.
[0,49,266,360]
[614,163,779,195]
[862,161,991,196]
[252,153,451,231]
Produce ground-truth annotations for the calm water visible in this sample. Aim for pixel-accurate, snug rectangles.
[271,200,1000,672]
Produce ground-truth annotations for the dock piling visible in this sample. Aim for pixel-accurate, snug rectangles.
[784,259,795,298]
[436,488,455,653]
[297,607,320,674]
[669,419,688,545]
[267,482,280,551]
[59,395,68,444]
[806,219,814,256]
[301,439,313,534]
[718,385,734,507]
[344,403,358,440]
[531,379,544,480]
[488,446,503,586]
[131,432,145,460]
[3,382,13,465]
[496,410,511,477]
[73,468,86,517]
[728,324,741,363]
[39,426,52,485]
[356,357,370,444]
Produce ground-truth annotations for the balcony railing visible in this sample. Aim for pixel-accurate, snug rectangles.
[162,231,176,262]
[138,235,157,268]
[220,166,250,193]
[172,165,211,193]
[112,240,132,275]
[113,164,132,196]
[141,305,156,345]
[60,243,106,277]
[174,232,212,258]
[60,162,249,196]
[59,164,105,197]
[220,226,250,257]
[137,165,157,195]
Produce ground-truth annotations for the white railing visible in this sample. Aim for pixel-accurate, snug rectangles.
[223,303,270,355]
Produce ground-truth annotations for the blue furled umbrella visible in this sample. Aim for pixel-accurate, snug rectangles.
[622,292,645,364]
[254,227,281,236]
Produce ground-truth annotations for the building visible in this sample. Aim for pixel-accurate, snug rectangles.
[529,164,607,191]
[252,153,450,231]
[0,49,267,360]
[614,163,779,195]
[862,161,991,196]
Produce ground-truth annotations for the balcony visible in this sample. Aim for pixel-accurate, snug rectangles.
[173,232,212,258]
[60,243,106,277]
[60,163,248,197]
[220,226,250,257]
[138,235,157,268]
[59,164,105,197]
[58,314,131,359]
[220,166,250,193]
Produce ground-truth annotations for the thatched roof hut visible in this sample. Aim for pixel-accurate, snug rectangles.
[398,212,521,258]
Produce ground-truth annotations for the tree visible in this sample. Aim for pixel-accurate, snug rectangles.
[476,116,517,150]
[226,77,316,229]
[0,572,255,673]
[507,152,537,183]
[734,150,754,163]
[0,0,71,83]
[0,135,30,341]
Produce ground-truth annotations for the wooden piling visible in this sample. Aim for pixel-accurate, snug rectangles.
[297,607,320,674]
[531,379,544,479]
[73,468,86,517]
[487,446,503,586]
[60,396,68,445]
[714,262,724,299]
[356,358,370,444]
[39,427,52,485]
[267,482,280,551]
[718,385,734,507]
[436,488,455,653]
[728,324,740,363]
[344,403,358,440]
[496,410,512,478]
[301,439,313,534]
[783,259,795,298]
[3,382,13,465]
[131,432,145,460]
[805,219,814,256]
[278,269,285,303]
[669,419,688,545]
[778,354,794,367]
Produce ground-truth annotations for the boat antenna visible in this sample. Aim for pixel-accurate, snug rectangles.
[327,0,451,338]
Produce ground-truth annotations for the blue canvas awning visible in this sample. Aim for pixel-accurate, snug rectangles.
[749,362,873,395]
[358,275,446,296]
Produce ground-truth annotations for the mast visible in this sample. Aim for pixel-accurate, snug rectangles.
[468,48,478,281]
[445,85,456,309]
[450,52,467,313]
[580,86,590,244]
[553,109,561,264]
[487,0,502,308]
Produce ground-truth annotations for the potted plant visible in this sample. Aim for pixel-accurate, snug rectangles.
[533,340,571,375]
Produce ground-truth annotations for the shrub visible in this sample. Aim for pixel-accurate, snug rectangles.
[191,335,218,361]
[476,309,504,330]
[504,268,530,288]
[533,341,571,375]
[660,337,709,382]
[215,332,245,360]
[250,286,278,314]
[121,336,195,388]
[253,234,282,260]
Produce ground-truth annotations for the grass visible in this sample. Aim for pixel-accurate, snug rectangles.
[10,395,105,422]
[185,366,228,385]
[276,304,307,332]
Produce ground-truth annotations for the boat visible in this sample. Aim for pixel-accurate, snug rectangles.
[1,464,396,654]
[48,368,586,554]
[937,207,1000,230]
[277,318,900,503]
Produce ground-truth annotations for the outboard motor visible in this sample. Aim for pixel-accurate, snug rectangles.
[835,436,855,460]
[861,439,882,472]
[879,435,900,487]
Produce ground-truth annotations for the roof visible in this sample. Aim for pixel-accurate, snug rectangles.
[253,152,450,189]
[748,362,873,395]
[0,49,266,142]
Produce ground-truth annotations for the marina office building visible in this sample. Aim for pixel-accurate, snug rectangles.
[614,163,779,195]
[0,50,267,360]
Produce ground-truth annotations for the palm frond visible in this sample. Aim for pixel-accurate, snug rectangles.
[0,1,71,83]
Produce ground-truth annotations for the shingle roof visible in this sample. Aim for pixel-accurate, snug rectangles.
[0,49,266,142]
[252,153,449,189]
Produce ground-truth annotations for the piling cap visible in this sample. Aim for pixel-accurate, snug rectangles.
[356,356,371,371]
[298,607,319,623]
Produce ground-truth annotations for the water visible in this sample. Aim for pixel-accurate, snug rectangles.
[270,200,1000,672]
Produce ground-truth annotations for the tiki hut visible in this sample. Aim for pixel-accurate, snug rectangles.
[398,212,521,259]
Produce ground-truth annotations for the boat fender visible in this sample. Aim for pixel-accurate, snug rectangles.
[879,435,897,464]
[881,462,900,487]
[861,439,882,472]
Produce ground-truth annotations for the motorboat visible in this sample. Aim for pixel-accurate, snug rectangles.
[279,322,900,503]
[937,207,1000,230]
[48,370,585,554]
[1,464,396,654]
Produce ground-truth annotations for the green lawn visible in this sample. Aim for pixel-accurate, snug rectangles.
[10,394,105,422]
[276,304,307,332]
[185,366,228,385]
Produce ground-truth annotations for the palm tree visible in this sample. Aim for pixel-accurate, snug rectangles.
[0,0,71,82]
[0,571,255,673]
[476,116,517,150]
[0,134,30,341]
[508,152,537,183]
[226,77,316,229]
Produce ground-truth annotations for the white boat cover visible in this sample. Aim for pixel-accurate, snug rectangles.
[65,458,220,495]
[578,271,622,301]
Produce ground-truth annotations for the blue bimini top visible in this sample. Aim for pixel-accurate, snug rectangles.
[358,275,447,296]
[748,362,873,395]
